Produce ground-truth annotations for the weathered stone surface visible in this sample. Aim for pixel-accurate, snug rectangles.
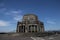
[16,14,44,33]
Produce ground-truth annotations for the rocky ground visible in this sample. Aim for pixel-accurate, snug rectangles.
[0,33,60,40]
[31,34,60,40]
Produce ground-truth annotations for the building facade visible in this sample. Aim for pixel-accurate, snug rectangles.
[16,14,44,33]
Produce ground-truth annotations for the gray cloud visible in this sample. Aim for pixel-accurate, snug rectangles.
[45,18,56,24]
[47,20,56,24]
[0,20,10,27]
[14,15,23,21]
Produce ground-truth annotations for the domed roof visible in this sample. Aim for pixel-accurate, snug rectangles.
[24,14,37,17]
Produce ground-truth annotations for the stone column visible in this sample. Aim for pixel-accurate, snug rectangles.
[37,26,38,32]
[25,21,28,33]
[31,25,32,32]
[41,27,44,32]
[34,25,35,32]
[25,26,28,33]
[28,26,30,31]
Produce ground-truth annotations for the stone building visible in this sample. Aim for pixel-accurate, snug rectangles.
[16,14,44,33]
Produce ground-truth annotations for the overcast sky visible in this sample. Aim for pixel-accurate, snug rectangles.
[0,0,60,32]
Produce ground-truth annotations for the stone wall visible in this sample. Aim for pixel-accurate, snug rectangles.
[16,14,44,33]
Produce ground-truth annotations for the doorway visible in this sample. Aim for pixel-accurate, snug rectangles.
[29,25,37,32]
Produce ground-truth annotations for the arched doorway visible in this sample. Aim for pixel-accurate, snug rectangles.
[29,25,37,32]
